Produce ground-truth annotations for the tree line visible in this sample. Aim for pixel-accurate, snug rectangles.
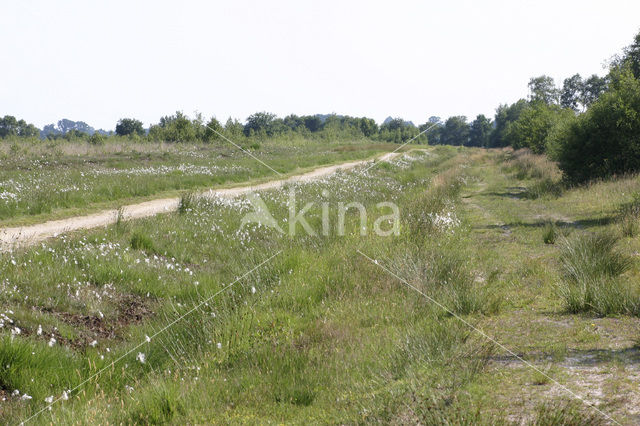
[422,30,640,183]
[2,30,639,183]
[0,111,427,145]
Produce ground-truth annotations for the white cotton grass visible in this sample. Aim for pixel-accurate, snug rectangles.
[428,210,460,233]
[136,352,146,363]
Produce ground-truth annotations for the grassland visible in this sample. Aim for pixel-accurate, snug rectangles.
[1,145,640,424]
[0,138,395,226]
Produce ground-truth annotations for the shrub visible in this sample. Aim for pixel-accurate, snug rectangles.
[504,102,574,154]
[557,232,636,315]
[88,132,105,145]
[552,68,640,183]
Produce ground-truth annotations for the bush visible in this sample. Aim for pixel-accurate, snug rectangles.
[504,102,574,154]
[552,68,640,183]
[557,232,636,315]
[88,132,105,145]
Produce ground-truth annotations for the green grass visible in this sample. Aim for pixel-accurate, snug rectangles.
[0,139,398,225]
[1,146,638,424]
[557,232,637,316]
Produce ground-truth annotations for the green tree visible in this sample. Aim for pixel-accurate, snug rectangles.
[148,112,198,142]
[528,75,558,105]
[581,74,608,108]
[552,67,640,182]
[224,118,244,138]
[0,116,19,138]
[468,114,492,147]
[381,117,405,132]
[358,117,378,137]
[0,116,40,138]
[504,102,572,154]
[302,116,323,132]
[560,74,583,111]
[490,99,528,147]
[204,117,224,142]
[283,114,304,131]
[244,112,277,136]
[620,31,640,79]
[379,117,418,143]
[440,116,469,146]
[115,118,145,137]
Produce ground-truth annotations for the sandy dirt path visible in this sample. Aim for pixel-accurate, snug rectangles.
[0,151,401,251]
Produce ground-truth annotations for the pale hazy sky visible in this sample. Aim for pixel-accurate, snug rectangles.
[2,0,639,130]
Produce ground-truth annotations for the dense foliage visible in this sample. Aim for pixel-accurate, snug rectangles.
[115,118,145,137]
[549,67,640,182]
[0,115,39,138]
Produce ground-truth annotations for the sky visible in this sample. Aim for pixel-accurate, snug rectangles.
[1,0,639,130]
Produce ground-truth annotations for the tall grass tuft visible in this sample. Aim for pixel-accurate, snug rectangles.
[130,230,154,252]
[557,232,637,315]
[178,192,196,214]
[542,221,558,244]
[618,191,640,237]
[398,246,498,315]
[531,401,607,426]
